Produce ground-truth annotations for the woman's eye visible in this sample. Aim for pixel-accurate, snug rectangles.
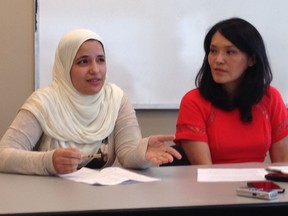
[227,50,237,55]
[209,48,217,54]
[98,57,105,63]
[77,59,88,64]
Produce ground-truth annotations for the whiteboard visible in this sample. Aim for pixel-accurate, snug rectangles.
[36,0,288,109]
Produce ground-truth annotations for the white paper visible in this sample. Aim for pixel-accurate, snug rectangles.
[59,167,160,185]
[267,166,288,174]
[197,168,268,182]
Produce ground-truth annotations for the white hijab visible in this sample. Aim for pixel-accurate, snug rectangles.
[22,29,123,151]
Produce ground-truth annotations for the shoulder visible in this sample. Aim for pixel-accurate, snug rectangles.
[104,82,124,95]
[180,88,211,107]
[181,88,200,101]
[263,85,285,104]
[179,88,212,116]
[103,82,124,102]
[267,85,280,94]
[21,87,55,114]
[105,83,133,111]
[260,85,287,114]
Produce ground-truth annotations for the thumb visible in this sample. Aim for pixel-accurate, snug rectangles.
[150,134,175,143]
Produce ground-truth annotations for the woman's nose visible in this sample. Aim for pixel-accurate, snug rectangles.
[89,62,99,73]
[215,53,225,64]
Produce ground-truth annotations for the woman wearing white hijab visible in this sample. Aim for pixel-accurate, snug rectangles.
[0,29,181,175]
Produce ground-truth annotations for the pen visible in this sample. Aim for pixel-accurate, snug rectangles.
[81,153,101,159]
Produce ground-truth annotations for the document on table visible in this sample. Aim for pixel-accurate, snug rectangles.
[266,166,288,174]
[197,168,268,182]
[59,167,160,185]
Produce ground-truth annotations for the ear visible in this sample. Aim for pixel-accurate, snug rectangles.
[248,54,256,67]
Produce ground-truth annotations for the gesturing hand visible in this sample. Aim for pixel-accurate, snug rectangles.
[52,148,82,174]
[145,135,182,165]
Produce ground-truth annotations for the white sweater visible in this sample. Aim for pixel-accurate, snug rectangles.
[0,94,151,175]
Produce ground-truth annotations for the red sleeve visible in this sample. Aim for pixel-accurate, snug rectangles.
[266,86,288,143]
[174,89,211,145]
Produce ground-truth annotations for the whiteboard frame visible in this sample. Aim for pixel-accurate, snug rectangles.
[35,0,288,109]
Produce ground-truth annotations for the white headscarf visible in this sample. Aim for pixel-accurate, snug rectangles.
[22,29,123,151]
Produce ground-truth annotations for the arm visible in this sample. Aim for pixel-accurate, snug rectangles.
[269,136,288,163]
[113,94,150,168]
[267,87,288,163]
[0,110,55,175]
[145,135,182,165]
[175,89,212,165]
[114,94,180,168]
[181,140,212,165]
[0,110,82,175]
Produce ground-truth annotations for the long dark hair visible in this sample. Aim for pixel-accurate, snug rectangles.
[195,17,273,122]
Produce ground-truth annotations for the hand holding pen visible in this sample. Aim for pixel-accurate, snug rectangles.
[52,148,83,174]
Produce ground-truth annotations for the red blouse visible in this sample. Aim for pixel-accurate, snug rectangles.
[175,86,288,163]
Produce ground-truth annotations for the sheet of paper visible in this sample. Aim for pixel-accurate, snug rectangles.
[267,166,288,174]
[59,167,160,185]
[197,168,268,182]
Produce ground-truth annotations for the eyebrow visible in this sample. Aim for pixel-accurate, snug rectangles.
[75,54,105,60]
[73,55,89,62]
[77,55,89,59]
[210,44,236,49]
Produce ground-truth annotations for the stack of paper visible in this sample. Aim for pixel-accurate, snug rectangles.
[266,166,288,174]
[59,167,160,186]
[197,168,267,182]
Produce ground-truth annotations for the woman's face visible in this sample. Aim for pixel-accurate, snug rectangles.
[70,40,106,95]
[208,31,255,93]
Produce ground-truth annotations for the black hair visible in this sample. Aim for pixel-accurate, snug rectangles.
[195,17,273,122]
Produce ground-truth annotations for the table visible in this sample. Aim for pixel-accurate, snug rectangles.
[1,162,288,215]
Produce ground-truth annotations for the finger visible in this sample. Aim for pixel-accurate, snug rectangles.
[150,157,165,166]
[62,148,82,159]
[60,157,81,165]
[56,165,78,174]
[54,159,79,174]
[54,161,80,174]
[152,134,176,143]
[53,154,81,173]
[54,151,82,165]
[165,146,182,160]
[151,153,175,165]
[158,134,175,142]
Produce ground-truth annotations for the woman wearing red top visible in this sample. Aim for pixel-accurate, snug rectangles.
[174,17,288,165]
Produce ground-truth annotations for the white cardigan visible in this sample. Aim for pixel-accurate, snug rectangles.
[0,94,151,175]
